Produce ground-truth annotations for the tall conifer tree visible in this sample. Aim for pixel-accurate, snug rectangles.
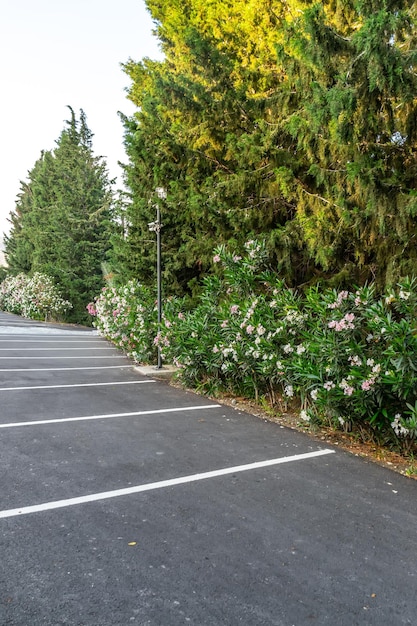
[5,108,114,322]
[117,0,417,292]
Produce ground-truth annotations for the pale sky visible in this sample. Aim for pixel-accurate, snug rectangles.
[0,0,163,243]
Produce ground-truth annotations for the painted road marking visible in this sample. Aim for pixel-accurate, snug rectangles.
[0,342,114,352]
[0,450,335,519]
[0,381,155,392]
[0,331,96,336]
[0,404,222,429]
[0,365,134,372]
[0,339,103,343]
[0,356,127,359]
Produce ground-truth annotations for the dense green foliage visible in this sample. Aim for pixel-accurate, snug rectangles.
[113,0,417,294]
[90,239,417,455]
[158,243,417,454]
[4,108,114,323]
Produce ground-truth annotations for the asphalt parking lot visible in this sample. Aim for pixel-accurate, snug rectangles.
[0,310,417,626]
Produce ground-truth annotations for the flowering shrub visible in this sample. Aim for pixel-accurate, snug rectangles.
[87,240,417,455]
[157,242,417,455]
[88,280,157,364]
[0,274,29,315]
[0,272,72,320]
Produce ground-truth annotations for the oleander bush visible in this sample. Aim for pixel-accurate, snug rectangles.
[0,272,72,321]
[158,241,417,454]
[88,280,157,364]
[90,240,417,455]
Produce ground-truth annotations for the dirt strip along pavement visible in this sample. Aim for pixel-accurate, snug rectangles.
[0,310,416,626]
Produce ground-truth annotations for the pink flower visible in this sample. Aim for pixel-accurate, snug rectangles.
[328,291,349,309]
[213,254,221,263]
[178,312,185,320]
[361,378,376,391]
[246,325,254,334]
[328,312,355,331]
[230,305,239,314]
[221,320,228,328]
[340,379,355,395]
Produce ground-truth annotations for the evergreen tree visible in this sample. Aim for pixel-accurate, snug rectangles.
[115,0,294,295]
[5,108,114,323]
[117,0,417,293]
[275,0,417,286]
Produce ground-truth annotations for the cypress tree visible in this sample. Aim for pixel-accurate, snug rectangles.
[5,108,114,323]
[117,0,417,292]
[275,0,417,286]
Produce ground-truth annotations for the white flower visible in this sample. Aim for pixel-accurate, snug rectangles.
[284,384,294,397]
[339,379,354,396]
[310,388,319,401]
[300,410,310,422]
[296,344,306,355]
[391,414,409,437]
[399,290,410,300]
[283,344,294,354]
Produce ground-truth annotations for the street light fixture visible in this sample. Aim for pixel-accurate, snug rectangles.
[148,187,166,369]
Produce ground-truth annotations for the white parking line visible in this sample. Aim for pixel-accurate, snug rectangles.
[0,347,115,351]
[0,340,103,343]
[0,366,134,372]
[0,449,335,519]
[0,404,222,428]
[0,356,126,359]
[0,381,155,392]
[0,330,97,336]
[0,339,105,345]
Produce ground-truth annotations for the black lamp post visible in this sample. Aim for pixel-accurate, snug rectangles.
[148,187,166,369]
